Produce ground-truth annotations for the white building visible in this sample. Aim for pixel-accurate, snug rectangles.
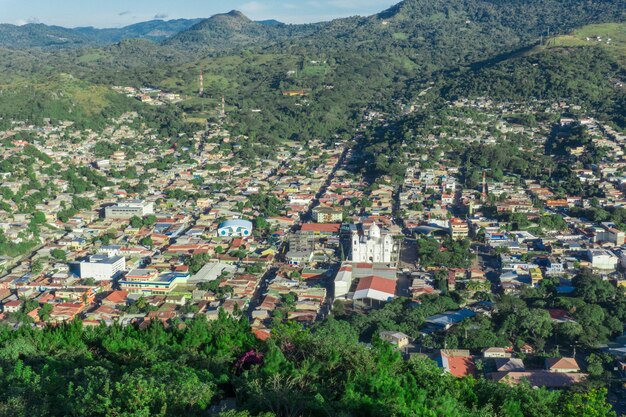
[350,223,397,264]
[78,255,126,281]
[98,245,122,257]
[594,224,625,246]
[105,200,154,219]
[587,249,618,270]
[353,275,396,303]
[334,263,353,299]
[217,219,253,237]
[545,262,565,276]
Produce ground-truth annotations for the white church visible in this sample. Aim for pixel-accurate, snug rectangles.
[350,223,398,264]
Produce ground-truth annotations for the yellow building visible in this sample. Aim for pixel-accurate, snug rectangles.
[530,268,543,286]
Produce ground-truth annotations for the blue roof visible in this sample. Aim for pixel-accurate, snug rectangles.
[425,309,476,326]
[557,285,576,294]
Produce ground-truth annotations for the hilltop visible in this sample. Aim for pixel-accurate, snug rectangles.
[74,18,204,44]
[164,10,324,52]
[0,23,87,48]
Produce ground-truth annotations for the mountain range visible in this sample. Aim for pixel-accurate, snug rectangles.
[1,0,625,54]
[0,13,287,49]
[0,0,625,142]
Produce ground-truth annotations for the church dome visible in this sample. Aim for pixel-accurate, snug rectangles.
[369,222,381,239]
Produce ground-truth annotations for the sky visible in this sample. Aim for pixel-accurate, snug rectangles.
[0,0,399,28]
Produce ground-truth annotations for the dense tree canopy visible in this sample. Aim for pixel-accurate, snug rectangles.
[0,314,616,417]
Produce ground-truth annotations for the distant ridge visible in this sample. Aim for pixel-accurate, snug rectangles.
[0,18,203,48]
[165,10,324,51]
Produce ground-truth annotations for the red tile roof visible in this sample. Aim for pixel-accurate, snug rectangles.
[104,290,128,304]
[546,357,580,371]
[300,223,341,233]
[441,351,476,377]
[252,327,271,341]
[491,371,586,387]
[356,276,396,295]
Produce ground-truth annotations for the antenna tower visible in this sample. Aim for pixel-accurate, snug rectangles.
[199,70,204,97]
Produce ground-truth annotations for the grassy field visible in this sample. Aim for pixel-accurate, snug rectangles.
[546,22,626,65]
[77,52,104,63]
[392,32,409,41]
[300,63,331,77]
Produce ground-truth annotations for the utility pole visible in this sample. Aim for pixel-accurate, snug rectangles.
[481,170,487,203]
[199,70,204,97]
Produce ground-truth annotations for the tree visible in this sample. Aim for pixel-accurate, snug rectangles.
[186,253,210,274]
[31,259,44,274]
[22,299,39,314]
[38,303,53,321]
[50,249,66,260]
[561,389,615,417]
[332,300,346,317]
[586,353,605,378]
[129,216,143,229]
[573,269,616,304]
[31,211,46,224]
[140,236,153,248]
[254,217,269,230]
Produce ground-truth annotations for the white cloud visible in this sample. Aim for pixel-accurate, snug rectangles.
[16,16,40,25]
[240,1,269,13]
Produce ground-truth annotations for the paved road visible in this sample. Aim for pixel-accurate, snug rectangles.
[399,238,418,270]
[246,266,278,318]
[244,142,349,319]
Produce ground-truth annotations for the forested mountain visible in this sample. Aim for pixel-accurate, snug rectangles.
[164,11,325,52]
[155,0,626,142]
[0,16,274,49]
[1,0,625,140]
[73,18,204,44]
[272,0,626,72]
[441,46,626,126]
[356,22,626,179]
[0,21,202,49]
[0,23,88,49]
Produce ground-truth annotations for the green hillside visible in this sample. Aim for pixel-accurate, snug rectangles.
[165,11,323,52]
[0,74,135,129]
[439,21,626,126]
[546,22,626,65]
[1,0,625,140]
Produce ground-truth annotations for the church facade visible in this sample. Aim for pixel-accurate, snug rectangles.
[350,223,398,264]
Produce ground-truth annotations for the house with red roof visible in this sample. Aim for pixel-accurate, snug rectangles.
[436,349,476,378]
[3,299,23,313]
[300,223,341,235]
[49,303,84,323]
[102,290,129,308]
[545,357,580,373]
[252,327,271,341]
[491,371,586,388]
[27,307,41,322]
[353,275,396,304]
